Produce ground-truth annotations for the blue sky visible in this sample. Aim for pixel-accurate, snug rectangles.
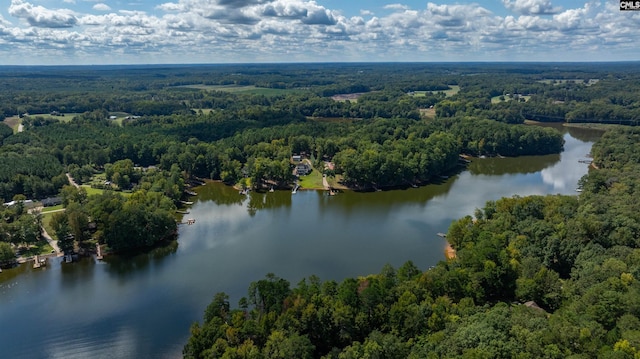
[0,0,637,65]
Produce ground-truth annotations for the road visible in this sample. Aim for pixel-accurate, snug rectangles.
[41,227,62,255]
[322,174,329,190]
[66,173,80,188]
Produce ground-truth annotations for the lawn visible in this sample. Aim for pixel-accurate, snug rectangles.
[23,113,84,122]
[298,168,325,190]
[18,240,54,257]
[41,212,58,241]
[82,185,105,196]
[409,85,460,98]
[41,205,63,213]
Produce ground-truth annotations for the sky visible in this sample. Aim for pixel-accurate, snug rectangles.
[0,0,638,65]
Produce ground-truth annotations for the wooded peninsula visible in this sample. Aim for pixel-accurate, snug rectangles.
[1,63,639,358]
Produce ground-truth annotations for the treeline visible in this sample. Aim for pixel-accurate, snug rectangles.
[2,104,563,198]
[184,126,640,358]
[3,63,640,127]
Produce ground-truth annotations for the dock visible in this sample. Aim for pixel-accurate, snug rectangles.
[176,210,190,214]
[96,243,103,260]
[33,255,47,268]
[186,218,196,225]
[184,190,197,196]
[180,200,194,205]
[292,184,300,194]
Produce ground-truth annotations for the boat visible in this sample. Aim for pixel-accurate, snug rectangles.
[437,232,447,238]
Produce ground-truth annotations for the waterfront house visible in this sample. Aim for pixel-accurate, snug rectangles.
[296,163,311,176]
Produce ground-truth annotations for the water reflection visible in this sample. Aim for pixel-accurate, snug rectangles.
[104,240,178,278]
[468,154,560,176]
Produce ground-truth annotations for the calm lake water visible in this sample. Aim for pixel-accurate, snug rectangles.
[0,126,601,358]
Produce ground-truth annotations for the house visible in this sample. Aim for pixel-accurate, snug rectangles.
[41,197,62,207]
[296,163,311,176]
[292,155,302,162]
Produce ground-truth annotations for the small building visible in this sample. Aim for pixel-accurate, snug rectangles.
[292,155,302,163]
[296,163,311,176]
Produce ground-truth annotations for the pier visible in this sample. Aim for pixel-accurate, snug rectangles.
[33,255,47,268]
[96,243,103,260]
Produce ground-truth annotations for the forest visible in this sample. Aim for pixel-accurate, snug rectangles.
[0,63,639,351]
[183,127,640,359]
[0,63,637,257]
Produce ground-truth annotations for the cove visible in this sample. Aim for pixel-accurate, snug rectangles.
[0,126,601,358]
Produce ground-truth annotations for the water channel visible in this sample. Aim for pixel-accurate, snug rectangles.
[0,126,601,358]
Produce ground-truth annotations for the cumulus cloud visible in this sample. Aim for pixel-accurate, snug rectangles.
[93,4,112,11]
[503,0,562,15]
[0,0,636,64]
[9,0,78,28]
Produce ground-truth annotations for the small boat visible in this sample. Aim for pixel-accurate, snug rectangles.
[437,232,447,238]
[269,187,274,193]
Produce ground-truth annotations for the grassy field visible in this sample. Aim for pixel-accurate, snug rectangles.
[81,185,105,196]
[24,113,84,122]
[409,85,460,98]
[3,116,21,133]
[41,205,63,213]
[41,212,58,241]
[419,108,436,119]
[193,109,216,115]
[298,168,325,189]
[491,95,531,104]
[175,84,296,96]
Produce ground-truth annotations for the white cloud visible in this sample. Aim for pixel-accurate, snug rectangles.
[0,0,636,64]
[384,4,410,11]
[503,0,562,15]
[93,3,112,11]
[63,0,76,4]
[9,0,78,28]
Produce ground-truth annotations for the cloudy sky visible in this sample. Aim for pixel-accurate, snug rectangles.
[0,0,637,65]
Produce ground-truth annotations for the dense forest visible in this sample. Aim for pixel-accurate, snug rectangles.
[1,64,639,340]
[183,126,640,359]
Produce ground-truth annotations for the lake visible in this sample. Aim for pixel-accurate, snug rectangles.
[0,126,601,358]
